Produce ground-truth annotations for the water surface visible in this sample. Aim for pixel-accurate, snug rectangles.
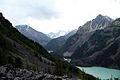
[77,66,120,80]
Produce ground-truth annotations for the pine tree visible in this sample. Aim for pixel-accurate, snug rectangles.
[78,70,82,79]
[66,66,71,77]
[35,57,39,71]
[14,57,23,68]
[24,55,30,70]
[31,65,36,71]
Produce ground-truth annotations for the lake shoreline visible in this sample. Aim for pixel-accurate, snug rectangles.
[77,66,120,80]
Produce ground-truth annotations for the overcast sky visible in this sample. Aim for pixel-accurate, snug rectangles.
[0,0,120,33]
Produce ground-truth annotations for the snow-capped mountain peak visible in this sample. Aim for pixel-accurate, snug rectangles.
[47,30,69,39]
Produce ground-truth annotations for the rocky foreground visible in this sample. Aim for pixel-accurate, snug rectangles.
[0,64,75,80]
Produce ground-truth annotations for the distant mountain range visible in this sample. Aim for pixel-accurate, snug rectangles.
[15,25,51,46]
[45,29,77,52]
[15,25,75,47]
[47,30,69,39]
[58,14,120,69]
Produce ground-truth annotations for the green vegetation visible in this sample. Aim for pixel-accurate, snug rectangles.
[24,55,30,70]
[54,59,64,76]
[53,58,74,76]
[14,57,23,68]
[53,58,98,80]
[35,57,39,71]
[0,32,23,67]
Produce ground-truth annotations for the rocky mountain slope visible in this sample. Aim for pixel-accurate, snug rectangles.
[78,14,113,33]
[15,25,51,46]
[71,18,120,69]
[60,14,113,57]
[45,29,77,52]
[60,14,120,69]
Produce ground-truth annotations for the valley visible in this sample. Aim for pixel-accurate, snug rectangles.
[1,0,120,80]
[0,11,120,80]
[16,14,120,80]
[46,14,120,80]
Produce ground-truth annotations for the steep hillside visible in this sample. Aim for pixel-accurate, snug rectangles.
[60,14,113,57]
[0,12,54,71]
[45,29,77,52]
[16,25,51,46]
[71,18,120,69]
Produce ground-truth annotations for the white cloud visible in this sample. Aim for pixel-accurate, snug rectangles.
[0,0,120,33]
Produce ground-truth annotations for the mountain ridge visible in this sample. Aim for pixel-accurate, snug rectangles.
[15,25,51,46]
[77,14,113,34]
[59,14,120,69]
[60,14,113,57]
[71,20,120,69]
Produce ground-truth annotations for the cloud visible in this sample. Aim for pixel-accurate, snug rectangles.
[0,0,120,33]
[0,0,58,24]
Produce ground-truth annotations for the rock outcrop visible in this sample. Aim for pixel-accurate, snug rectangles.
[0,64,73,80]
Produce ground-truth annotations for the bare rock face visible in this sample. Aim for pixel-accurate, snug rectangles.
[78,14,113,33]
[0,64,72,80]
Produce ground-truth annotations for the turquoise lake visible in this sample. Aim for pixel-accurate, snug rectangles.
[77,66,120,80]
[64,58,120,80]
